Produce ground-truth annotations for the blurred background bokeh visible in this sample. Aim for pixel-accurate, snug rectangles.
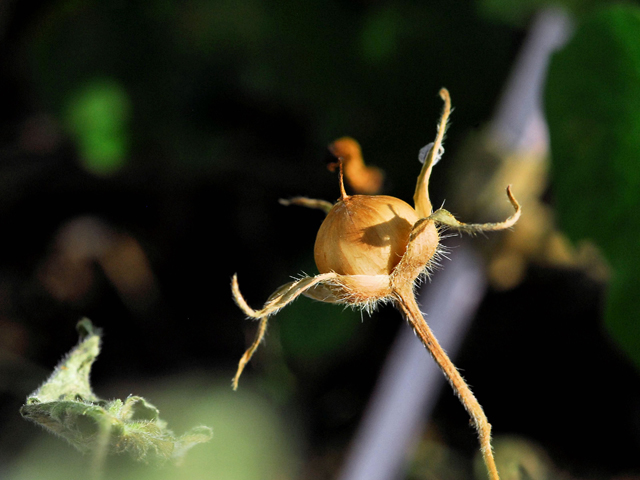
[1,1,640,479]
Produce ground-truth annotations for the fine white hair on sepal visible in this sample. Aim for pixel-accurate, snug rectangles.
[418,142,444,166]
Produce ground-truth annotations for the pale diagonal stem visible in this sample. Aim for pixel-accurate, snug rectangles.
[393,285,499,480]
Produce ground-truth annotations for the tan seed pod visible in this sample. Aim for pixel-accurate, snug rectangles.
[314,195,421,276]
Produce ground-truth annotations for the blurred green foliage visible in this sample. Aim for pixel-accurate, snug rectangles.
[64,79,131,175]
[546,4,640,369]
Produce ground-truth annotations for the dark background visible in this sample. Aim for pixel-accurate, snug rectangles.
[1,1,638,479]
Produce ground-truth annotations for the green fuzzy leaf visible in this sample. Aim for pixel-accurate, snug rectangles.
[545,5,640,368]
[20,319,212,466]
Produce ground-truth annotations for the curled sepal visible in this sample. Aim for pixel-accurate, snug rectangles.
[279,197,334,214]
[428,185,521,234]
[231,273,338,389]
[414,88,451,218]
[232,273,339,318]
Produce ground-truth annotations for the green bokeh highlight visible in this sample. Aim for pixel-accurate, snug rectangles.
[65,79,131,175]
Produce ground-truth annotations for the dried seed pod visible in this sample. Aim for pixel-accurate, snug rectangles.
[314,195,422,276]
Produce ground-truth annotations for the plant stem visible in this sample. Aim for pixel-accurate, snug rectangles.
[394,286,499,480]
[90,411,111,480]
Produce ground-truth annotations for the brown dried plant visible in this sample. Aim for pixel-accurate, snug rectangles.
[231,89,521,480]
[327,136,384,194]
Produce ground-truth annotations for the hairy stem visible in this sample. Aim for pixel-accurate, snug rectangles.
[394,286,499,480]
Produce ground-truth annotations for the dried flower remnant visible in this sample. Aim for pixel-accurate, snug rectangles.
[328,137,384,194]
[231,89,520,480]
